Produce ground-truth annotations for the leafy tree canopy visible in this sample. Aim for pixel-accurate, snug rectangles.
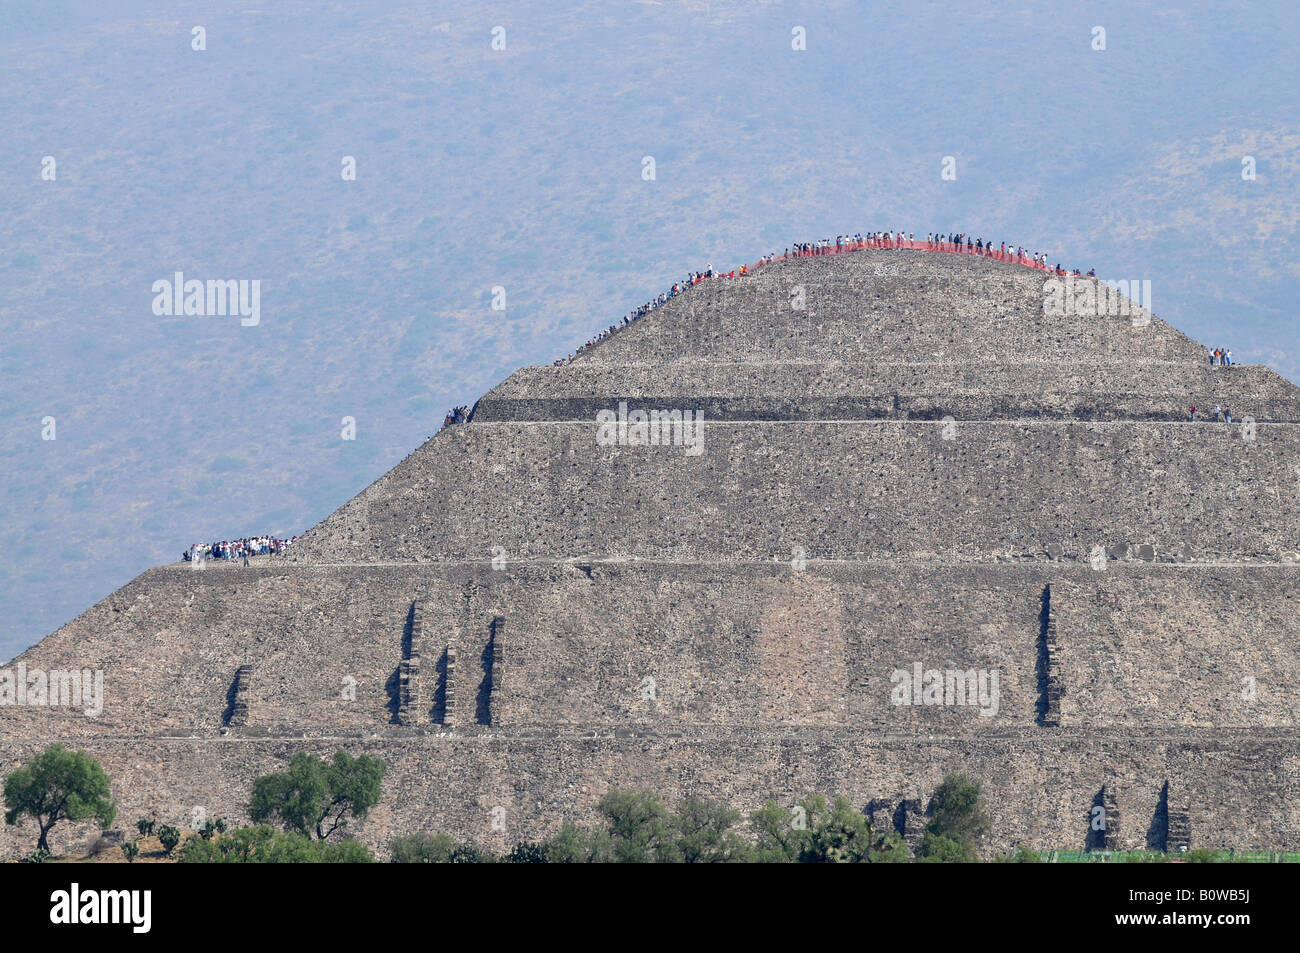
[249,750,385,840]
[3,744,116,852]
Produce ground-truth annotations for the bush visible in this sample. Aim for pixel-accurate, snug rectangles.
[390,832,459,863]
[917,832,978,862]
[199,818,227,840]
[181,825,373,863]
[507,841,547,863]
[122,841,140,862]
[992,845,1043,863]
[136,818,155,837]
[869,829,911,863]
[449,844,492,863]
[156,825,181,855]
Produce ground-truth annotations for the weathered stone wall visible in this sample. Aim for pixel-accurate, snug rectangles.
[286,420,1300,564]
[1054,573,1300,728]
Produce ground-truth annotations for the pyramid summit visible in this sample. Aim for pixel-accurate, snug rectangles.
[5,245,1300,857]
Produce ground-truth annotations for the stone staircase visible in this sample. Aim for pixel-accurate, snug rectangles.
[225,664,253,727]
[395,601,424,726]
[486,616,505,726]
[1100,784,1120,850]
[1041,584,1062,727]
[1166,789,1191,853]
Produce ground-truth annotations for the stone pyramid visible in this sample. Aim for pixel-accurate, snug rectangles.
[5,248,1300,856]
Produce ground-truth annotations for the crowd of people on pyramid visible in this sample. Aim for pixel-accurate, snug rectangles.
[1208,348,1233,366]
[443,405,470,428]
[543,228,1118,369]
[781,232,1098,276]
[184,535,295,564]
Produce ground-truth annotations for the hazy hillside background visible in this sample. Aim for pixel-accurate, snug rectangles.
[2,0,1298,658]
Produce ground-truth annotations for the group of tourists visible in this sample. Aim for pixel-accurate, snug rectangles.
[443,405,470,428]
[1208,348,1233,366]
[546,227,1120,368]
[1189,405,1235,423]
[184,536,295,564]
[786,232,1086,274]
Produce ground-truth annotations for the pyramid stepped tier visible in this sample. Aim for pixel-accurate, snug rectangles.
[474,363,1300,422]
[286,420,1300,564]
[579,253,1193,364]
[4,563,1300,741]
[4,247,1299,857]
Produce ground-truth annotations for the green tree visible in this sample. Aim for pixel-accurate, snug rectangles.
[3,744,117,853]
[668,796,751,863]
[750,798,814,863]
[804,796,876,863]
[752,795,903,863]
[248,750,386,840]
[598,789,674,863]
[918,774,988,861]
[538,822,608,863]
